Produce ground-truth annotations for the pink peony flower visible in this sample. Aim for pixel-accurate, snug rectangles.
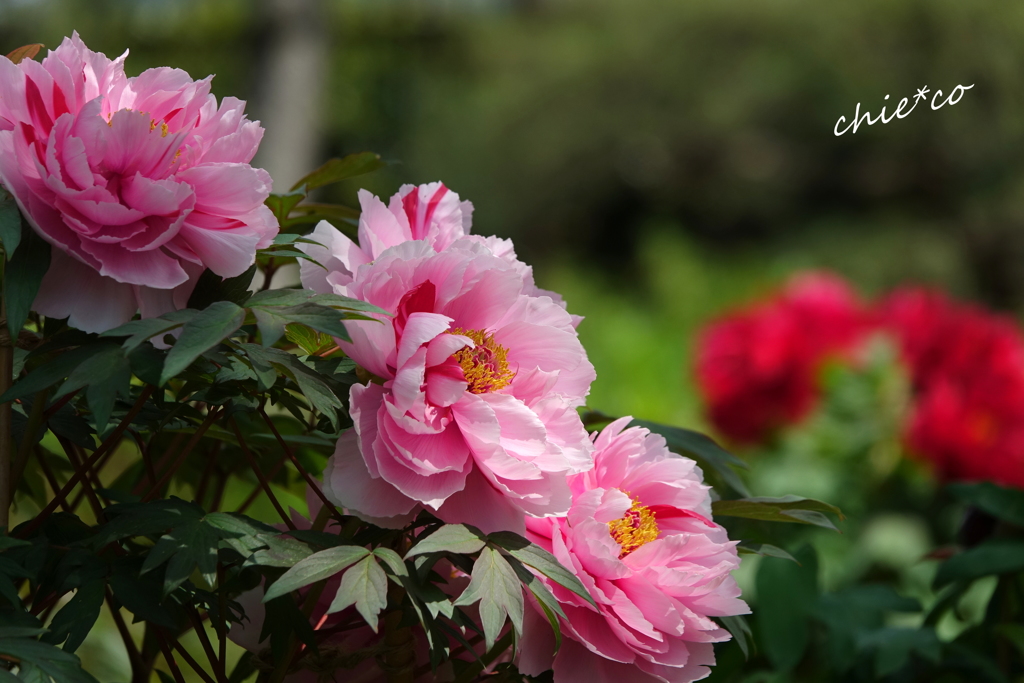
[314,238,595,533]
[299,182,578,323]
[0,33,277,332]
[695,272,870,443]
[519,417,749,683]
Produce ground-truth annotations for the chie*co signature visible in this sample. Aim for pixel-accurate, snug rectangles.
[834,83,974,136]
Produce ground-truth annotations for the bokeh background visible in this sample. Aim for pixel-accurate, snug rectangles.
[2,0,1021,680]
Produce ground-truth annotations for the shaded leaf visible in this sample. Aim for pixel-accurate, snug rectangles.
[934,539,1024,588]
[0,190,21,258]
[161,301,246,384]
[712,496,843,531]
[631,419,750,496]
[187,265,257,310]
[737,541,798,563]
[948,482,1024,528]
[290,153,384,192]
[5,224,51,338]
[6,43,43,64]
[44,580,106,652]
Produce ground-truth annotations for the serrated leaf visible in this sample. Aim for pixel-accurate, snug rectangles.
[238,344,343,426]
[631,419,750,496]
[0,190,21,259]
[406,525,487,559]
[263,546,369,601]
[487,531,595,608]
[160,301,246,384]
[5,224,51,338]
[711,496,844,531]
[290,153,384,192]
[933,539,1024,588]
[326,555,388,631]
[948,482,1024,527]
[453,547,524,650]
[141,518,221,595]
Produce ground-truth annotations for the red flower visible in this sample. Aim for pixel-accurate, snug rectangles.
[881,288,1024,488]
[696,272,869,443]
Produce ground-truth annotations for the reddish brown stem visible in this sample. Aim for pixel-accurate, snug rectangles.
[141,407,223,503]
[33,447,73,514]
[106,588,145,679]
[19,385,154,538]
[186,607,226,683]
[154,629,191,683]
[56,435,104,520]
[41,389,78,421]
[235,450,288,514]
[229,417,295,529]
[257,407,341,522]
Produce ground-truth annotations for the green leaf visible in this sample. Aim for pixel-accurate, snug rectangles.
[160,301,246,384]
[630,419,750,496]
[103,316,188,353]
[487,531,596,608]
[711,496,844,531]
[187,265,257,310]
[453,547,524,651]
[406,524,487,559]
[141,517,221,595]
[109,565,178,629]
[933,539,1024,588]
[263,545,370,601]
[0,190,21,259]
[228,651,258,683]
[93,498,203,547]
[371,548,409,578]
[327,555,388,631]
[290,152,385,192]
[737,541,798,563]
[265,188,307,224]
[948,481,1024,527]
[1,344,114,404]
[284,324,334,355]
[719,614,753,660]
[44,579,106,653]
[505,554,565,655]
[755,544,818,672]
[4,219,50,338]
[54,343,131,431]
[238,344,344,426]
[857,627,941,677]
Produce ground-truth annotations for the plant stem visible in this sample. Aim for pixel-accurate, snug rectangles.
[154,630,188,683]
[257,406,342,522]
[141,406,223,502]
[19,385,154,538]
[229,417,295,529]
[106,588,146,681]
[382,584,415,683]
[10,389,47,497]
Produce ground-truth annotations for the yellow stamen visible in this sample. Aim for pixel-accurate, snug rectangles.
[449,328,514,394]
[608,495,659,558]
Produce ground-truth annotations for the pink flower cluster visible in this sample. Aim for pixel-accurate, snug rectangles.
[696,272,1024,489]
[300,183,749,682]
[0,34,277,332]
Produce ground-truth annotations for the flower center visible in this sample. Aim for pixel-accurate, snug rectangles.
[608,495,659,558]
[449,328,514,394]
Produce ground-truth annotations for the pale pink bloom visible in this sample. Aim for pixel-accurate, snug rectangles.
[298,182,577,322]
[317,239,595,533]
[0,33,277,332]
[519,417,749,683]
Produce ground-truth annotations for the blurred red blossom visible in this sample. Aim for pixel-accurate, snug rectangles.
[695,272,871,443]
[880,288,1024,488]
